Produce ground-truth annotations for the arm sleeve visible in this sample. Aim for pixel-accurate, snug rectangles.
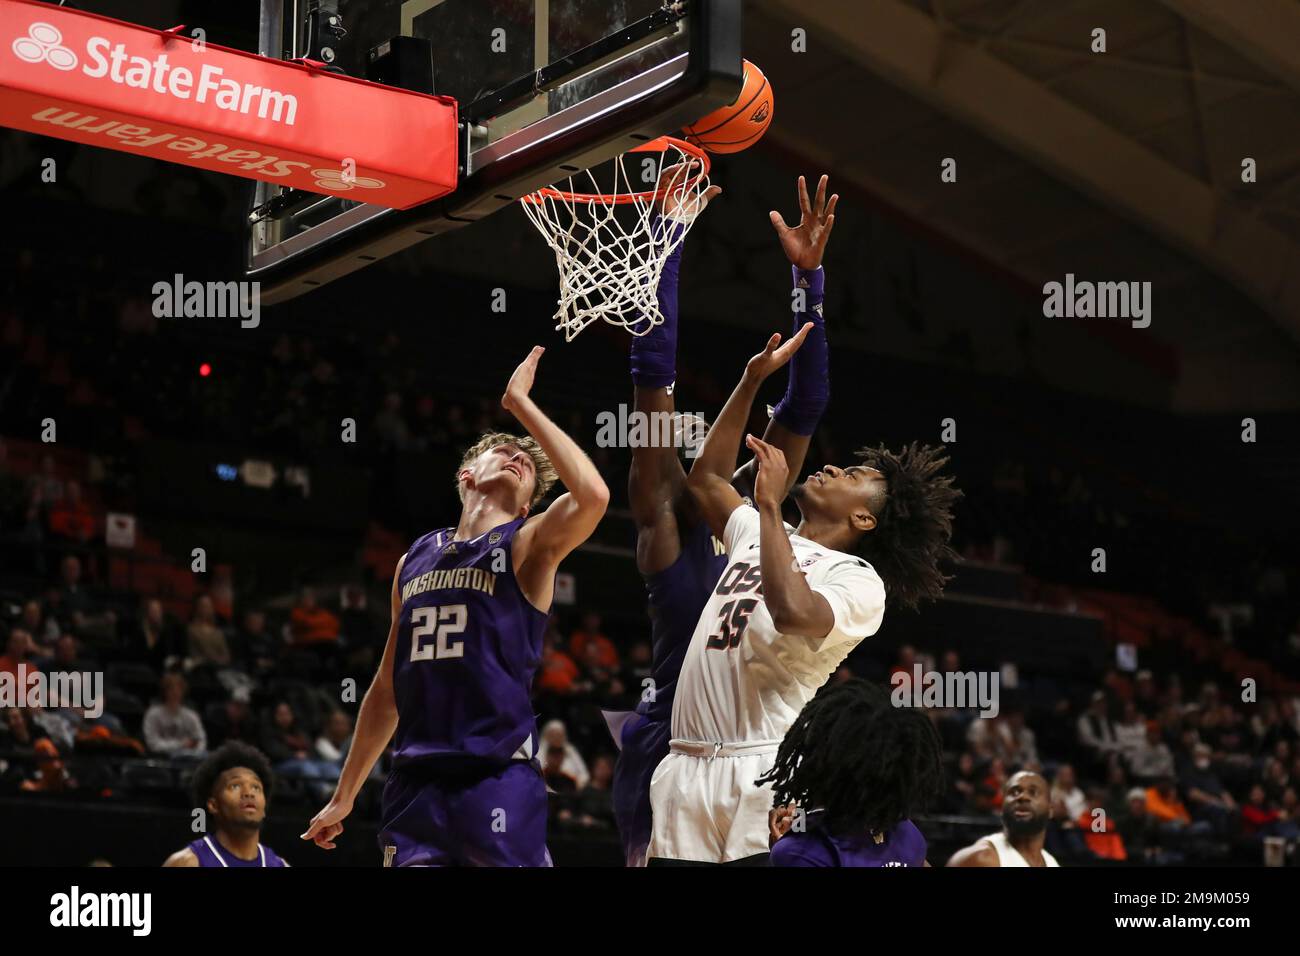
[722,502,760,556]
[808,559,886,652]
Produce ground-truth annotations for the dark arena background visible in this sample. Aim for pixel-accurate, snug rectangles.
[1,0,1299,924]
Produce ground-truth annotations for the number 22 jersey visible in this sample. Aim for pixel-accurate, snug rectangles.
[391,518,548,768]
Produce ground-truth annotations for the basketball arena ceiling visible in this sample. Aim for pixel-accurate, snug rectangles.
[745,0,1300,408]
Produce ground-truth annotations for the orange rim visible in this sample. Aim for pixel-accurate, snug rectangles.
[521,136,710,205]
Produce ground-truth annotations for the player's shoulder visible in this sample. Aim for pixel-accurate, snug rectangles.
[769,831,831,867]
[946,838,1000,868]
[163,846,201,867]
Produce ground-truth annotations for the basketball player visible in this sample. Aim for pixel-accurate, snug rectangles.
[301,347,609,866]
[761,679,943,866]
[946,770,1061,867]
[612,172,837,866]
[646,339,961,864]
[163,741,289,867]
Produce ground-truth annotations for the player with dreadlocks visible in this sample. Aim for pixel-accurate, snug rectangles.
[759,678,944,866]
[646,330,961,864]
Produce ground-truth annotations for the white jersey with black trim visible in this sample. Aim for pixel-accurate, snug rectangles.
[670,503,887,745]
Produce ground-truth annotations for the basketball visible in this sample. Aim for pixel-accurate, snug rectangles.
[682,59,774,154]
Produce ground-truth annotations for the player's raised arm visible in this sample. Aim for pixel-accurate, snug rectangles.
[734,174,838,500]
[507,347,610,592]
[686,325,812,540]
[302,554,405,850]
[745,435,835,640]
[628,163,721,574]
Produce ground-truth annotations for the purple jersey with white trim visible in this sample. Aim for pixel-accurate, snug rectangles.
[392,519,548,767]
[769,816,927,867]
[187,836,287,867]
[638,519,728,722]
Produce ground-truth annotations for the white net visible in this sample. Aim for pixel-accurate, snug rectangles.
[521,139,711,341]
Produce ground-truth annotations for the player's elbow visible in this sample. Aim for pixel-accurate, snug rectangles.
[575,479,611,515]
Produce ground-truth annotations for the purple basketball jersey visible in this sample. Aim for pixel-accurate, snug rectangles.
[639,520,728,722]
[770,816,928,867]
[392,519,548,767]
[188,836,287,867]
[613,519,727,864]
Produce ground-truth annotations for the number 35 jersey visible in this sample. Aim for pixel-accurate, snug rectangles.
[392,518,549,769]
[671,504,887,745]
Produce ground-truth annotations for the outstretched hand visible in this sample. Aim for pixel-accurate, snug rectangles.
[769,174,838,270]
[502,346,544,412]
[301,795,353,850]
[746,433,790,513]
[654,159,722,221]
[743,323,813,384]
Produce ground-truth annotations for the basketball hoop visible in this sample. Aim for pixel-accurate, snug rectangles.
[520,136,712,341]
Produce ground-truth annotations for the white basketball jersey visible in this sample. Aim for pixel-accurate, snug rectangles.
[982,831,1060,867]
[670,504,887,744]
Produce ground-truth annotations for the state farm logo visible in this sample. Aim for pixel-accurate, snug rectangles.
[8,20,299,125]
[311,168,386,192]
[12,22,77,71]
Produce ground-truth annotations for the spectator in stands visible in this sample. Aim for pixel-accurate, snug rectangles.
[143,672,207,760]
[26,700,76,752]
[261,700,336,801]
[1076,690,1120,769]
[945,750,980,813]
[536,624,580,697]
[207,689,256,748]
[338,585,378,672]
[1145,776,1210,836]
[578,641,625,701]
[0,627,34,677]
[889,645,919,697]
[543,743,580,795]
[186,594,231,670]
[1183,743,1236,832]
[1240,784,1279,838]
[29,454,65,506]
[315,709,354,768]
[1078,788,1125,861]
[20,738,74,793]
[539,719,589,790]
[1003,710,1040,769]
[19,599,58,651]
[1051,764,1087,821]
[1116,785,1179,864]
[130,597,179,669]
[973,756,1007,814]
[569,611,619,671]
[52,554,115,645]
[373,391,413,452]
[1,706,35,759]
[42,634,91,675]
[566,753,616,830]
[234,608,279,676]
[1114,700,1147,757]
[47,479,95,543]
[1132,670,1159,716]
[1127,720,1176,785]
[288,586,340,655]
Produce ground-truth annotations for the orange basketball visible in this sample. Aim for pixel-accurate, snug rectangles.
[682,59,773,154]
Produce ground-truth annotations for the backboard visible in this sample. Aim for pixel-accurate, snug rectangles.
[248,0,742,304]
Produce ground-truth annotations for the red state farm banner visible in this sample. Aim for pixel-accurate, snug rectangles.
[0,0,458,209]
